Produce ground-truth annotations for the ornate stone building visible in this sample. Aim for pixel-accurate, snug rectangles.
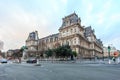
[26,13,103,59]
[26,31,39,57]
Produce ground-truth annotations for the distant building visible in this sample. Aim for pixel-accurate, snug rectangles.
[6,49,22,59]
[0,40,4,50]
[0,40,4,58]
[26,13,103,59]
[7,50,15,57]
[103,46,118,57]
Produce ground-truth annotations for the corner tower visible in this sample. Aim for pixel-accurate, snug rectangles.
[59,12,87,58]
[26,31,39,57]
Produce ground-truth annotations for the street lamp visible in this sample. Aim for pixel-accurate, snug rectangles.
[108,46,111,64]
[102,50,104,61]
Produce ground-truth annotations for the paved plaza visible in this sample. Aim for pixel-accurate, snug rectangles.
[0,61,120,80]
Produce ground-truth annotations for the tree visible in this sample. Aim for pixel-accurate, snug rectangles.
[54,46,61,58]
[43,44,73,60]
[54,44,72,59]
[45,49,53,58]
[72,51,77,57]
[20,46,28,52]
[12,49,22,63]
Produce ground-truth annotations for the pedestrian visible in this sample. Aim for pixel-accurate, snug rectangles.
[112,57,116,63]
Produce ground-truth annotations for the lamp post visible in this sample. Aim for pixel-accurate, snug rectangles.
[102,50,104,61]
[108,46,111,64]
[35,31,40,66]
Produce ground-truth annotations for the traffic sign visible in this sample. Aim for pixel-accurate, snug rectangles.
[114,51,119,57]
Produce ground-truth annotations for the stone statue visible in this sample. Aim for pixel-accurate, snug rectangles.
[21,46,28,60]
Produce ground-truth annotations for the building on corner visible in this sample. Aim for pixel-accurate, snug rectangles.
[25,13,103,59]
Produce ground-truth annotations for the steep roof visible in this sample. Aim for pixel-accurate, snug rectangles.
[39,33,59,41]
[60,12,80,29]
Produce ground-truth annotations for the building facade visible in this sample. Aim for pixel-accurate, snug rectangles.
[0,40,4,50]
[26,13,103,59]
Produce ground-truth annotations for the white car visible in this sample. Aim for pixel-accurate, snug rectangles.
[0,58,7,63]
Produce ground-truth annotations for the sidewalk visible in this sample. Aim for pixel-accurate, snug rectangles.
[76,59,120,65]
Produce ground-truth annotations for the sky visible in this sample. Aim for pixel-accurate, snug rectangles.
[0,0,120,51]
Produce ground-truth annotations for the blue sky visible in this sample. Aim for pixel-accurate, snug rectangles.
[0,0,120,51]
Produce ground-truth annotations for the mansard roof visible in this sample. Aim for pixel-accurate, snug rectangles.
[60,12,81,29]
[39,33,59,41]
[63,12,78,20]
[84,26,103,46]
[96,39,103,46]
[84,26,95,37]
[26,31,38,41]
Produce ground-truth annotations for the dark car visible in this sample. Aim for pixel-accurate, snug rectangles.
[26,58,37,63]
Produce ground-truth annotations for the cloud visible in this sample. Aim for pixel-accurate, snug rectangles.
[0,0,120,51]
[61,0,67,4]
[104,37,120,49]
[0,1,53,51]
[111,14,120,21]
[79,0,120,50]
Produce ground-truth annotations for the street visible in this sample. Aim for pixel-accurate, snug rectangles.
[0,62,120,80]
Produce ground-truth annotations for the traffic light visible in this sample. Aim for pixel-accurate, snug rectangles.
[108,46,111,52]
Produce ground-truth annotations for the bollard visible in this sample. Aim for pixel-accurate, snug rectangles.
[35,59,41,66]
[108,59,111,64]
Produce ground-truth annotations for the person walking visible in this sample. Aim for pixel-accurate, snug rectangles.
[112,57,116,63]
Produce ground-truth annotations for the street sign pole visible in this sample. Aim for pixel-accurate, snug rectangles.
[108,46,111,64]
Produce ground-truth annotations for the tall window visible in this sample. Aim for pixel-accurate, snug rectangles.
[71,29,73,33]
[74,38,76,44]
[67,29,68,32]
[74,28,76,33]
[50,38,53,42]
[71,40,73,45]
[66,41,69,45]
[46,39,48,43]
[55,37,58,41]
[66,21,69,25]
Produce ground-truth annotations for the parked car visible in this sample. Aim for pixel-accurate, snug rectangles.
[26,58,37,63]
[0,58,7,63]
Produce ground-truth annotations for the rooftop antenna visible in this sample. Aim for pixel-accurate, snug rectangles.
[74,11,75,14]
